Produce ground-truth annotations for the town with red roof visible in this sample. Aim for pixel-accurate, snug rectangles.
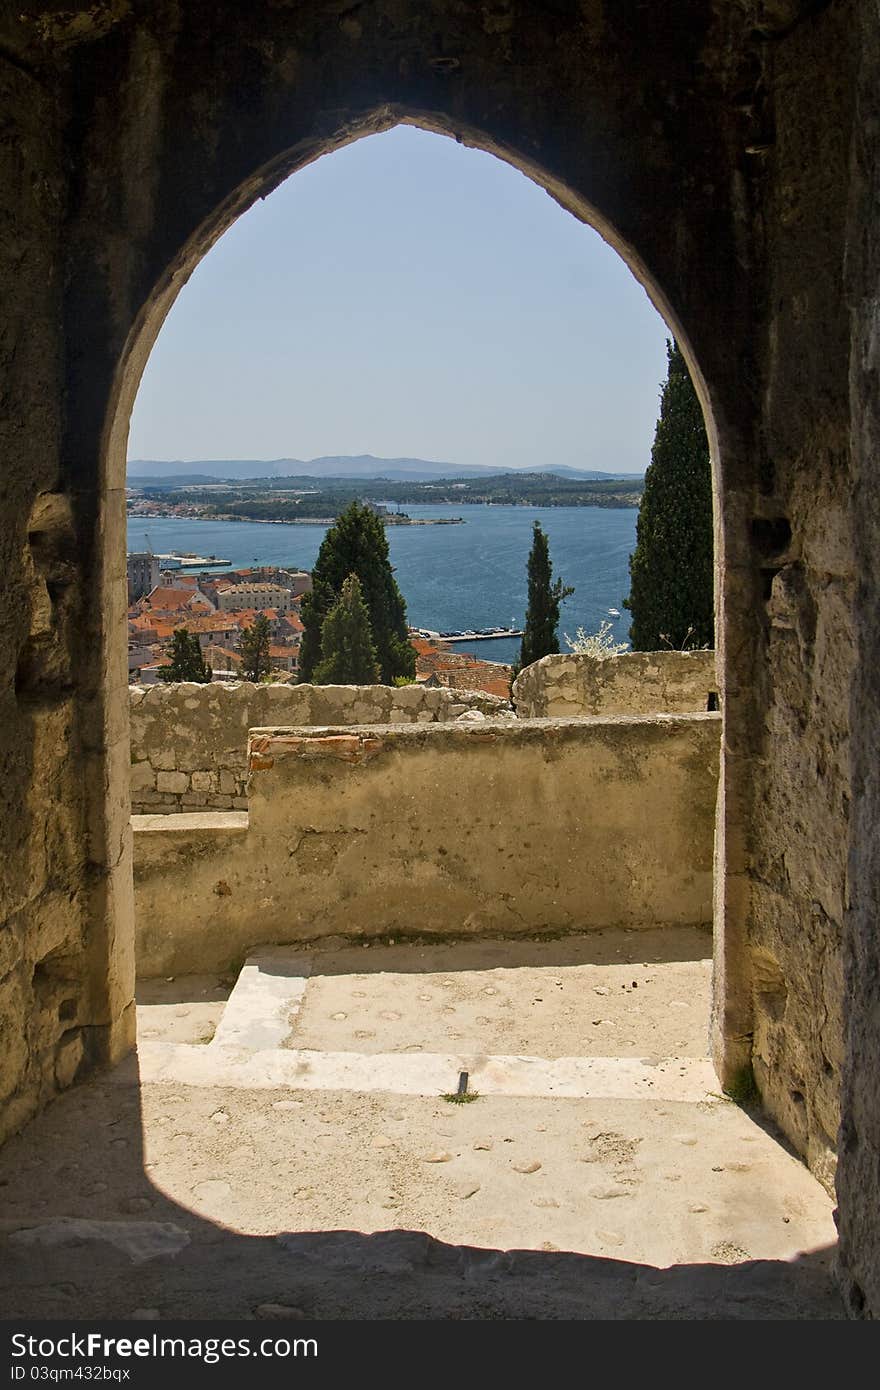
[127,557,512,696]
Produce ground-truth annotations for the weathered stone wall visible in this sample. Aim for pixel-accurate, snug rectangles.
[732,1,858,1198]
[132,714,720,977]
[512,651,717,720]
[836,0,880,1319]
[3,0,880,1315]
[0,55,135,1148]
[129,682,510,813]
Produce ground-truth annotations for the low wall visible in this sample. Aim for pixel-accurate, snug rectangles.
[133,713,721,976]
[129,681,509,812]
[512,650,718,719]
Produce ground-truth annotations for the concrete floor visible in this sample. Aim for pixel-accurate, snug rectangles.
[0,928,843,1319]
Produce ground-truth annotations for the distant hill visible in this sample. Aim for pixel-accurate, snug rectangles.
[127,454,643,484]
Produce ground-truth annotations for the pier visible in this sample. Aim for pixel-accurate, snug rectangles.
[417,627,523,643]
[156,552,232,570]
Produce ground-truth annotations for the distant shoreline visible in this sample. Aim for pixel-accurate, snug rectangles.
[125,505,637,662]
[127,470,643,522]
[164,514,467,527]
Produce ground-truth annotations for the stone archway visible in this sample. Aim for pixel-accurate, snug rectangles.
[2,0,875,1313]
[114,112,741,990]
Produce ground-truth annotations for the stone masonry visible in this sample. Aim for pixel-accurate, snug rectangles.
[512,651,717,720]
[132,714,720,977]
[2,0,879,1315]
[129,681,509,813]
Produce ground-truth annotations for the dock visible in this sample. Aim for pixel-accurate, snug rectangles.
[417,628,523,644]
[155,553,232,569]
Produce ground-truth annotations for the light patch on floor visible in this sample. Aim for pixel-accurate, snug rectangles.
[0,927,841,1319]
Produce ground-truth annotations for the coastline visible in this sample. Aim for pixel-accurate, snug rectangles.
[130,512,465,526]
[126,504,637,669]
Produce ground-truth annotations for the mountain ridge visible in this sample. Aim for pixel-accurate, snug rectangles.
[127,453,643,483]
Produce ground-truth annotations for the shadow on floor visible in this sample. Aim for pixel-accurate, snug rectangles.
[0,1052,842,1321]
[175,926,714,984]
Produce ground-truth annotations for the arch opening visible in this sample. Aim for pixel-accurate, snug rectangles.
[115,123,789,1276]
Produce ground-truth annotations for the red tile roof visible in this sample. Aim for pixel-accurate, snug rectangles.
[130,615,176,640]
[143,585,213,613]
[232,608,279,625]
[413,641,512,699]
[177,614,240,633]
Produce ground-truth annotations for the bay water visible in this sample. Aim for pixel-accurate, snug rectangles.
[128,503,638,665]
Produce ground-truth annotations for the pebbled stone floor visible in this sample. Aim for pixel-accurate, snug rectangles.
[0,929,843,1320]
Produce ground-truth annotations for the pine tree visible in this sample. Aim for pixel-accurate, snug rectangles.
[518,521,574,671]
[625,339,714,650]
[299,501,415,685]
[313,574,380,685]
[157,628,212,683]
[239,613,272,682]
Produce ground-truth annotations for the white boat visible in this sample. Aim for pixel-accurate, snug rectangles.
[607,607,621,617]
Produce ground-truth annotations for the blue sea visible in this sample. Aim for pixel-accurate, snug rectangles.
[128,504,638,665]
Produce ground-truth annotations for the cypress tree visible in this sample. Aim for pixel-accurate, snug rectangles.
[239,613,272,682]
[299,501,415,685]
[518,521,574,671]
[158,628,212,683]
[313,574,380,685]
[625,339,714,650]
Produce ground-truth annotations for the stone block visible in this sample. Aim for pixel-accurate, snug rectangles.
[512,651,717,719]
[0,973,29,1103]
[129,762,156,793]
[156,770,189,794]
[219,771,238,794]
[190,771,216,792]
[389,683,424,709]
[351,703,378,723]
[54,1029,83,1089]
[175,747,210,774]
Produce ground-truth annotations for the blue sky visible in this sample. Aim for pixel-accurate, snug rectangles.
[128,125,670,473]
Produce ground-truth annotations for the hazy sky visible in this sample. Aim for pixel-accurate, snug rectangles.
[128,125,670,473]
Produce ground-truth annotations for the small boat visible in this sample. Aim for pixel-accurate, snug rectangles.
[607,607,621,617]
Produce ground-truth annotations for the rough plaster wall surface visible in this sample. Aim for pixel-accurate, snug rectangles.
[0,58,103,1147]
[836,0,880,1320]
[512,651,718,719]
[132,715,720,977]
[129,681,509,812]
[739,1,858,1198]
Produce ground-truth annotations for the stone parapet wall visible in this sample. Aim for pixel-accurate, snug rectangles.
[129,681,510,813]
[133,713,720,976]
[512,650,717,719]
